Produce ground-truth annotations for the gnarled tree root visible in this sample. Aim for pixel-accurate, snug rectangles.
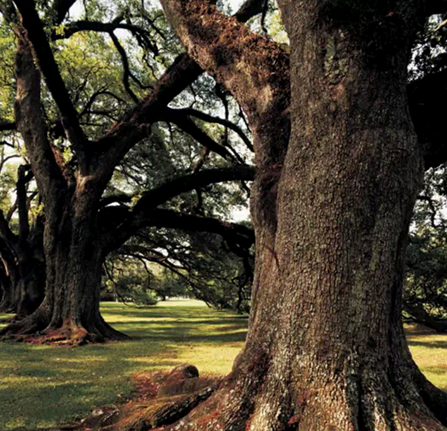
[61,362,447,431]
[68,365,219,431]
[147,365,447,431]
[0,310,128,345]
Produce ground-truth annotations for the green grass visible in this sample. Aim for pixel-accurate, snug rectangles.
[0,300,247,430]
[406,324,447,391]
[0,301,446,430]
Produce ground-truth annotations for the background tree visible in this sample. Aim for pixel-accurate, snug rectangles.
[107,226,253,311]
[0,0,258,344]
[405,167,447,332]
[0,139,45,318]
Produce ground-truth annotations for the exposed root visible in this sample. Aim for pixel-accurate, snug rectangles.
[0,309,49,340]
[63,365,220,431]
[0,314,129,346]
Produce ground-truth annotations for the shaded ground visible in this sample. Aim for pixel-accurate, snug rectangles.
[0,300,247,431]
[0,301,446,430]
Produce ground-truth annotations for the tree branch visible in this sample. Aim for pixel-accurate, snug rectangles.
[53,19,151,41]
[99,192,133,208]
[159,0,290,167]
[0,210,18,246]
[0,120,16,131]
[91,0,266,177]
[145,209,254,246]
[108,31,139,104]
[170,107,253,152]
[52,0,77,24]
[16,164,33,246]
[13,0,88,173]
[103,208,254,255]
[134,165,254,212]
[164,108,234,161]
[13,29,67,203]
[100,165,255,252]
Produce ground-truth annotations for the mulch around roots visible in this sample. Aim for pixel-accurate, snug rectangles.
[57,364,220,431]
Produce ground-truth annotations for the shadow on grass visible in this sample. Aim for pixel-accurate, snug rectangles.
[407,340,447,349]
[0,301,248,430]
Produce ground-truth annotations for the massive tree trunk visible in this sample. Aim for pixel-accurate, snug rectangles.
[0,182,127,343]
[148,0,447,429]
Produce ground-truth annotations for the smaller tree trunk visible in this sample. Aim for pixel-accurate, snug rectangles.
[0,184,127,344]
[15,255,45,318]
[0,245,20,314]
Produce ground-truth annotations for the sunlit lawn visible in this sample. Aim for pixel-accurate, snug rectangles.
[0,300,446,430]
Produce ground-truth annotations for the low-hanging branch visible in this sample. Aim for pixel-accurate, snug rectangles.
[133,165,255,212]
[100,165,255,252]
[104,208,254,257]
[144,208,254,246]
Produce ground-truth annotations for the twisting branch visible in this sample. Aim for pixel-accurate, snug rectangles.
[79,89,126,118]
[92,0,266,173]
[13,0,88,173]
[164,108,234,161]
[100,165,255,252]
[108,31,139,104]
[169,108,253,152]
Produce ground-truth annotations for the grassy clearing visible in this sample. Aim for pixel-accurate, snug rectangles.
[0,301,446,430]
[0,300,246,430]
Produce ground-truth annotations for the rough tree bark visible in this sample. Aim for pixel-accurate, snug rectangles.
[0,166,45,319]
[147,0,447,429]
[0,30,118,343]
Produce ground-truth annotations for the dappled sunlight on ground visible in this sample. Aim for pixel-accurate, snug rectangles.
[0,301,446,429]
[406,324,447,391]
[0,300,248,430]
